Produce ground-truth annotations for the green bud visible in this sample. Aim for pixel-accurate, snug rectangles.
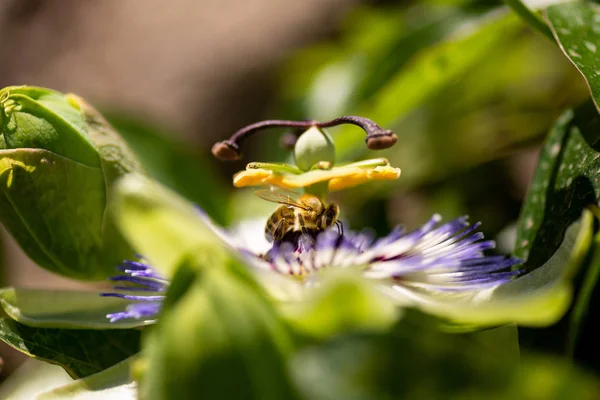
[0,86,144,280]
[293,126,335,171]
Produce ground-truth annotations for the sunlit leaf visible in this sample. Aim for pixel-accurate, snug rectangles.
[546,2,600,112]
[113,173,301,301]
[0,288,152,329]
[515,101,600,270]
[0,318,140,378]
[0,88,141,280]
[0,149,134,280]
[0,87,99,167]
[112,174,228,279]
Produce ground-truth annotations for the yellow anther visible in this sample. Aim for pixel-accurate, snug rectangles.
[233,161,401,192]
[368,166,401,179]
[329,166,401,191]
[233,168,272,187]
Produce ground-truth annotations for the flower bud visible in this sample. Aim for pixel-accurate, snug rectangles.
[0,86,143,280]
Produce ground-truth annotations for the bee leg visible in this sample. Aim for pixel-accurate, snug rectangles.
[336,221,344,237]
[274,219,286,242]
[298,214,309,236]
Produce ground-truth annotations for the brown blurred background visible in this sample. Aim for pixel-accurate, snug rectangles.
[0,0,356,380]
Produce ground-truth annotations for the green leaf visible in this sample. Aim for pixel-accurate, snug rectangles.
[507,356,600,400]
[396,212,589,330]
[0,149,133,279]
[332,12,523,160]
[281,3,504,119]
[112,174,229,279]
[290,311,514,400]
[515,100,600,271]
[503,0,553,40]
[141,256,299,400]
[113,168,295,397]
[295,4,492,120]
[0,86,100,167]
[0,88,142,280]
[38,356,137,400]
[546,2,600,112]
[0,318,141,378]
[0,288,153,329]
[291,310,600,399]
[282,269,400,338]
[515,100,600,363]
[363,211,589,333]
[499,209,592,293]
[112,173,301,302]
[72,95,145,194]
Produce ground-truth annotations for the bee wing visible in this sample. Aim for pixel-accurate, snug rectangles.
[254,189,310,210]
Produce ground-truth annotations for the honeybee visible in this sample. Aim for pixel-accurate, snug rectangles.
[255,189,341,243]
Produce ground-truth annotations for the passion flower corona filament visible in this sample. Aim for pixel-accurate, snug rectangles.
[261,215,523,290]
[101,258,168,322]
[103,211,522,322]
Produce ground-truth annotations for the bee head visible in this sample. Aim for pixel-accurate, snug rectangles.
[323,203,340,228]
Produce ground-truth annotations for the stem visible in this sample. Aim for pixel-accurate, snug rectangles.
[503,0,554,41]
[229,120,317,145]
[303,181,329,201]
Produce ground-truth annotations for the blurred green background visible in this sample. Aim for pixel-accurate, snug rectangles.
[105,0,586,240]
[0,0,590,382]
